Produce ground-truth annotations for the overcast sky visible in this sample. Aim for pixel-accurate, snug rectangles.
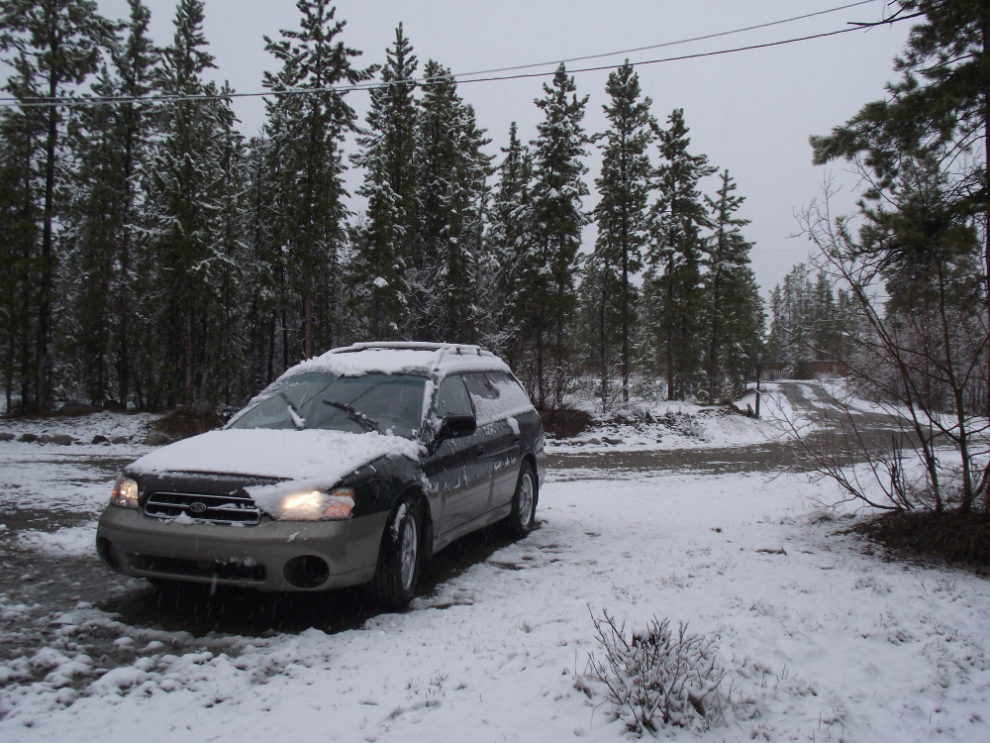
[92,0,912,297]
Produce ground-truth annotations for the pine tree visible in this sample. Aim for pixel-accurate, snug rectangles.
[263,0,372,359]
[0,0,117,411]
[0,73,43,411]
[768,263,843,370]
[703,169,756,400]
[647,109,715,400]
[488,121,533,366]
[242,134,279,391]
[527,64,590,408]
[413,60,492,342]
[351,24,418,340]
[111,0,157,409]
[716,264,764,392]
[150,0,230,406]
[67,0,158,408]
[592,61,655,405]
[811,0,990,417]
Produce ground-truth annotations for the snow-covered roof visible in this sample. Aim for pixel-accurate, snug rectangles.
[281,342,512,382]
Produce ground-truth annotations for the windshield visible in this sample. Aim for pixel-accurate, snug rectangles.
[229,373,426,438]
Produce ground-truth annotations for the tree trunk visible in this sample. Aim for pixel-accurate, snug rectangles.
[709,270,721,402]
[36,65,59,413]
[982,13,990,511]
[118,105,136,411]
[621,222,629,404]
[665,254,674,400]
[304,289,312,359]
[600,273,607,411]
[536,327,545,410]
[266,310,276,386]
[184,304,193,406]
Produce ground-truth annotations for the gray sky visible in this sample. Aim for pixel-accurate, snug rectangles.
[95,0,912,298]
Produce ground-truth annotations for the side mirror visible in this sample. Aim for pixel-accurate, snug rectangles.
[435,414,476,443]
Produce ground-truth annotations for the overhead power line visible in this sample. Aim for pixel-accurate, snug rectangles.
[0,3,904,109]
[454,0,876,78]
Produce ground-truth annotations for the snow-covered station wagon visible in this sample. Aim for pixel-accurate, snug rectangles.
[96,343,546,608]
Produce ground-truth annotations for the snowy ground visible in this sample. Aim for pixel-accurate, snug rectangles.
[544,382,811,456]
[1,387,989,741]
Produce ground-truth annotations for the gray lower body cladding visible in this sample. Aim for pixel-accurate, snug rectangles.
[96,506,387,591]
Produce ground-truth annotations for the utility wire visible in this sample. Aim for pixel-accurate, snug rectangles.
[453,0,876,78]
[0,7,904,109]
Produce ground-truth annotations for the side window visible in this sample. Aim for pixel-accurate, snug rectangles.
[435,375,474,418]
[485,372,534,411]
[464,371,535,422]
[462,373,498,402]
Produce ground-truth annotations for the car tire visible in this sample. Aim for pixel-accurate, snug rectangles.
[366,494,423,609]
[506,461,537,538]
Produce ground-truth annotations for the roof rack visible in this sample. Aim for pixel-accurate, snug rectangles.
[331,342,489,357]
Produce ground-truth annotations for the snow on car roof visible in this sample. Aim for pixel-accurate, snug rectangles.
[281,342,512,381]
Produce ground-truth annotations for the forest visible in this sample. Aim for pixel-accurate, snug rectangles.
[0,0,855,415]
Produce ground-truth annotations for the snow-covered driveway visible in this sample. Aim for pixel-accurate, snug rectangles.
[2,399,989,741]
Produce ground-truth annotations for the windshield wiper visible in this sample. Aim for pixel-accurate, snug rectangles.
[278,392,306,430]
[323,398,378,432]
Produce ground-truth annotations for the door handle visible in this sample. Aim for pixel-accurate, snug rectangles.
[475,446,486,459]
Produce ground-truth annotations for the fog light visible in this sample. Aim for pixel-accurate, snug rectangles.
[97,537,120,569]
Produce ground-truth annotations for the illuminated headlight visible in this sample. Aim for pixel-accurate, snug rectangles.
[276,488,354,521]
[110,476,139,509]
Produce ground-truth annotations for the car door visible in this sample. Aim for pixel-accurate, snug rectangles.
[462,372,522,513]
[422,374,490,536]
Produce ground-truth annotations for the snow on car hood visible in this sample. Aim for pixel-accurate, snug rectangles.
[128,428,423,482]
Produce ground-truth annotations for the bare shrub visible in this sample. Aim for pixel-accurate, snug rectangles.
[786,185,990,515]
[588,609,724,734]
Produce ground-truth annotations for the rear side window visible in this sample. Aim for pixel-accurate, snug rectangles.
[463,372,534,422]
[435,375,474,418]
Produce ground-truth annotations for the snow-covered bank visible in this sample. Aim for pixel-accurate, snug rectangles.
[546,398,777,456]
[3,468,989,742]
[0,410,160,446]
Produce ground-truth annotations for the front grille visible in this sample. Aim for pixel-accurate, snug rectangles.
[144,491,262,525]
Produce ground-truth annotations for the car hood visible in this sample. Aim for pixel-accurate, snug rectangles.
[127,428,424,482]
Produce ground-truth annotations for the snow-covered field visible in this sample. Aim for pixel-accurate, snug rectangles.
[2,392,989,741]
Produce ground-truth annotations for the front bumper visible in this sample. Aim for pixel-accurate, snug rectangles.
[96,506,388,591]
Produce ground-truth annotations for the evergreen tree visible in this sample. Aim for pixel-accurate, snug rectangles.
[767,264,848,370]
[527,64,590,408]
[68,0,157,408]
[703,169,756,400]
[242,134,279,391]
[592,61,655,404]
[811,0,989,403]
[575,250,626,410]
[413,60,492,342]
[0,71,43,411]
[716,264,764,393]
[351,24,418,340]
[111,0,157,409]
[647,109,715,400]
[263,0,372,358]
[0,0,117,411]
[150,0,231,406]
[488,121,533,367]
